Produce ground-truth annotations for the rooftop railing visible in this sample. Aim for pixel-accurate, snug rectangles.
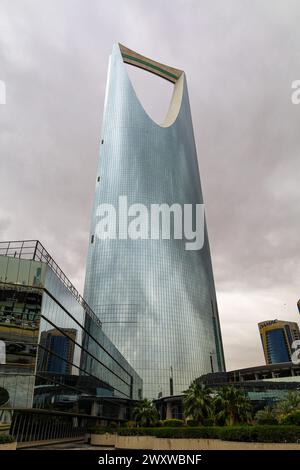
[0,240,102,328]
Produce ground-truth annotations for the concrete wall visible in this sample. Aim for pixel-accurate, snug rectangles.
[91,434,300,450]
[90,433,116,447]
[0,442,16,451]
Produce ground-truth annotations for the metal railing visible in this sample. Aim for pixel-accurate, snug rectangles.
[0,240,101,328]
[9,409,96,443]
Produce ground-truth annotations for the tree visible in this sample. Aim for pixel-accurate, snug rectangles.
[254,405,278,425]
[183,382,213,425]
[275,391,300,420]
[132,399,158,427]
[214,386,252,426]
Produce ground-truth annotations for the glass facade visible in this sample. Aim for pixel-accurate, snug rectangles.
[266,329,290,364]
[84,44,225,398]
[259,319,300,365]
[0,241,142,414]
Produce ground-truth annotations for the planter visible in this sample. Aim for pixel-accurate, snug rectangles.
[90,433,116,447]
[117,435,155,449]
[0,424,10,434]
[115,436,300,451]
[0,441,16,451]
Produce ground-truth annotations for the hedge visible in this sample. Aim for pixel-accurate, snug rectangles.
[0,434,15,444]
[281,411,300,426]
[161,419,184,427]
[117,426,219,439]
[114,425,300,443]
[186,420,199,427]
[217,426,300,443]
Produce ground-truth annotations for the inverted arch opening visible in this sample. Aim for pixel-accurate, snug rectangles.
[125,64,174,126]
[119,44,184,128]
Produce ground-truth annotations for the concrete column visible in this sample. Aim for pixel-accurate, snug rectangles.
[91,401,98,417]
[166,402,172,419]
[118,404,125,420]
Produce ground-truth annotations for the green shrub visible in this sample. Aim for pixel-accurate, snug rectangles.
[0,434,14,444]
[254,406,278,425]
[202,417,215,426]
[256,417,278,425]
[256,425,300,443]
[161,419,183,427]
[117,427,147,436]
[90,427,116,435]
[155,420,163,427]
[186,419,199,427]
[218,425,300,443]
[218,426,258,442]
[281,410,300,426]
[124,420,137,428]
[117,426,220,439]
[109,421,118,429]
[117,425,300,443]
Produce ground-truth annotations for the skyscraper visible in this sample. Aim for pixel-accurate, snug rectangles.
[84,44,225,398]
[38,328,76,375]
[259,319,300,365]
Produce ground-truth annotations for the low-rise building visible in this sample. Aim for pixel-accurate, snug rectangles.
[0,240,142,434]
[155,363,300,419]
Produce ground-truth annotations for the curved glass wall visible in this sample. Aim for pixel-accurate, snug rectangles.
[84,45,225,398]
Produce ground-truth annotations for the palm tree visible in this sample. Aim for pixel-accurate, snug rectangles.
[255,405,277,425]
[214,386,252,426]
[132,399,158,427]
[183,382,213,425]
[275,391,300,420]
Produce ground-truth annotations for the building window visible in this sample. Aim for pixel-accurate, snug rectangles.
[97,176,100,182]
[91,235,94,244]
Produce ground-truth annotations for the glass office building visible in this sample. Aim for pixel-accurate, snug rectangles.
[84,44,225,398]
[0,240,142,415]
[259,319,300,365]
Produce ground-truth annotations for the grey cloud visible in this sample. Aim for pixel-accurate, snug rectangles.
[0,0,299,371]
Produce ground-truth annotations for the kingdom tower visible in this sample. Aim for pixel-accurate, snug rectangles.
[84,44,225,398]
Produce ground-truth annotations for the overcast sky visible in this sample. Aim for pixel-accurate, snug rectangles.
[0,0,299,371]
